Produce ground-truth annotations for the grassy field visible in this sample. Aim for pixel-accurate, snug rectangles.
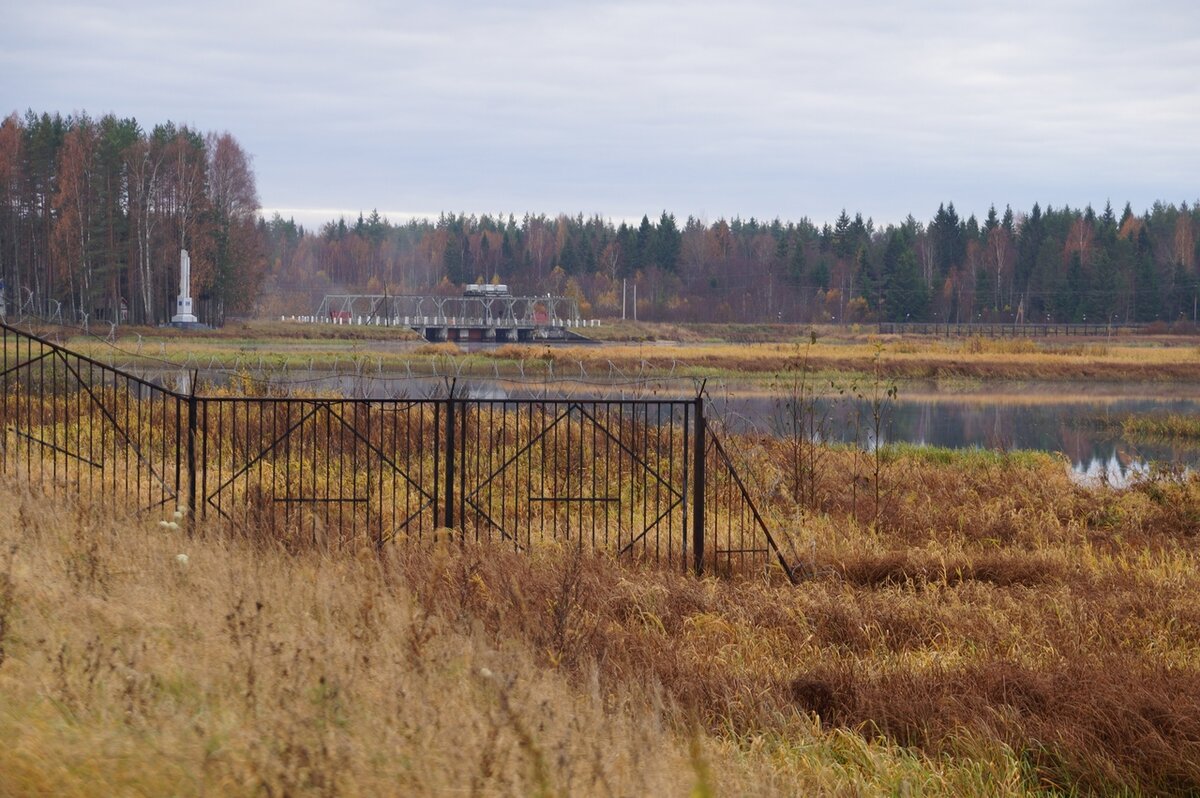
[3,436,1200,795]
[12,319,1195,386]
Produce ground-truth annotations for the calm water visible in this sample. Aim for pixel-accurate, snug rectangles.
[706,387,1200,485]
[158,366,1200,485]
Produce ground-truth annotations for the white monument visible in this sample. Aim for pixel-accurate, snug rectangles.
[171,249,198,325]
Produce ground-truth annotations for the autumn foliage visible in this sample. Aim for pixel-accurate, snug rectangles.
[0,111,265,326]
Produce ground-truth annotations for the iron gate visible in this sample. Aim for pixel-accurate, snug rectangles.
[0,321,790,578]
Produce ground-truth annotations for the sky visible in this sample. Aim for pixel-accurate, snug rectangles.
[3,0,1198,231]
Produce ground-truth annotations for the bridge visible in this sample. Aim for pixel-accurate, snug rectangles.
[298,293,598,342]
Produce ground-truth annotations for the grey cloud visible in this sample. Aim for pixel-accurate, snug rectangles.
[2,0,1197,227]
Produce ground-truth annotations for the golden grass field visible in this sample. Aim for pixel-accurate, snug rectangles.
[42,321,1200,386]
[3,436,1200,795]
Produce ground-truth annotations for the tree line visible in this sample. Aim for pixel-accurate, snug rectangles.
[261,200,1200,327]
[0,111,264,326]
[4,110,1196,328]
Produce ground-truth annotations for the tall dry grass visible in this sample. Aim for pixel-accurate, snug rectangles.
[3,422,1200,794]
[728,440,1200,794]
[55,329,1200,384]
[0,477,1028,797]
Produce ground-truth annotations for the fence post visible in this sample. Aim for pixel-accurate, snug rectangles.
[444,381,456,530]
[692,394,705,576]
[186,370,198,525]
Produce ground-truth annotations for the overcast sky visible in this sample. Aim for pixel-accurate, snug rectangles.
[3,0,1198,230]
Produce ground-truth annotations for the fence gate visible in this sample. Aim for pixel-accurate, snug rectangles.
[452,399,693,566]
[195,398,441,547]
[0,321,791,579]
[1,325,182,515]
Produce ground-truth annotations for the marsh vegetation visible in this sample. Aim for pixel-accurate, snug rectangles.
[3,423,1200,794]
[4,324,1200,794]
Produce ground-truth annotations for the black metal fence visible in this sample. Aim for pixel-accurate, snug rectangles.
[0,322,789,579]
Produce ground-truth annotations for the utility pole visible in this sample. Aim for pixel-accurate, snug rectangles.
[622,278,626,320]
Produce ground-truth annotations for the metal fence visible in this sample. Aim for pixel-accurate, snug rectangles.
[878,321,1148,337]
[0,321,790,579]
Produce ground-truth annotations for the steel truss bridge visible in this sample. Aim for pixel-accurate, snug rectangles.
[305,293,596,342]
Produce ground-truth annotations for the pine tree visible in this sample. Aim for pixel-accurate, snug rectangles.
[787,236,806,286]
[656,211,681,272]
[832,210,853,259]
[635,215,655,270]
[984,205,1000,233]
[930,202,964,282]
[500,230,515,271]
[443,231,468,284]
[855,246,881,310]
[1133,228,1159,322]
[882,229,927,320]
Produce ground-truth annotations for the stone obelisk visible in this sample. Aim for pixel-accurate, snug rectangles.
[171,249,198,325]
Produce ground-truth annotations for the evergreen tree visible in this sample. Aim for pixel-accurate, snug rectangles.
[1100,200,1116,234]
[635,215,655,270]
[1133,228,1160,321]
[930,202,964,282]
[975,256,995,313]
[1091,246,1120,320]
[478,232,491,274]
[1015,203,1043,295]
[787,236,806,286]
[443,232,468,284]
[881,229,927,320]
[810,257,831,291]
[1065,252,1086,321]
[984,205,999,233]
[615,222,636,277]
[559,233,579,273]
[655,210,681,272]
[832,210,853,259]
[855,246,881,310]
[500,230,515,271]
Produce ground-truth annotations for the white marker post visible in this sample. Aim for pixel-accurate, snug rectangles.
[171,249,198,325]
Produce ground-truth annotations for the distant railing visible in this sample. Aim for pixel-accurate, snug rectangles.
[878,321,1148,337]
[0,321,791,580]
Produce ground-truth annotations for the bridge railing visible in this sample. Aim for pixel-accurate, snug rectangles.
[878,321,1148,337]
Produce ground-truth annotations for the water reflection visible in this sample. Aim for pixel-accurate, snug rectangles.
[708,393,1200,486]
[150,366,1199,486]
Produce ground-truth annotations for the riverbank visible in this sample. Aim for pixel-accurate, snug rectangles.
[34,319,1200,386]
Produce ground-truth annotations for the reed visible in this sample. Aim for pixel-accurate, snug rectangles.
[1119,413,1200,442]
[0,479,1037,796]
[46,327,1200,385]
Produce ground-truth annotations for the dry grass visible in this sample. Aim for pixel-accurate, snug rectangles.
[43,326,1200,385]
[1118,413,1200,442]
[724,441,1200,794]
[0,477,1037,797]
[3,416,1200,795]
[533,338,1200,383]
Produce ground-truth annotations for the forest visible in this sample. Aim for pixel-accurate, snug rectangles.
[0,111,263,326]
[261,202,1200,327]
[3,110,1198,327]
